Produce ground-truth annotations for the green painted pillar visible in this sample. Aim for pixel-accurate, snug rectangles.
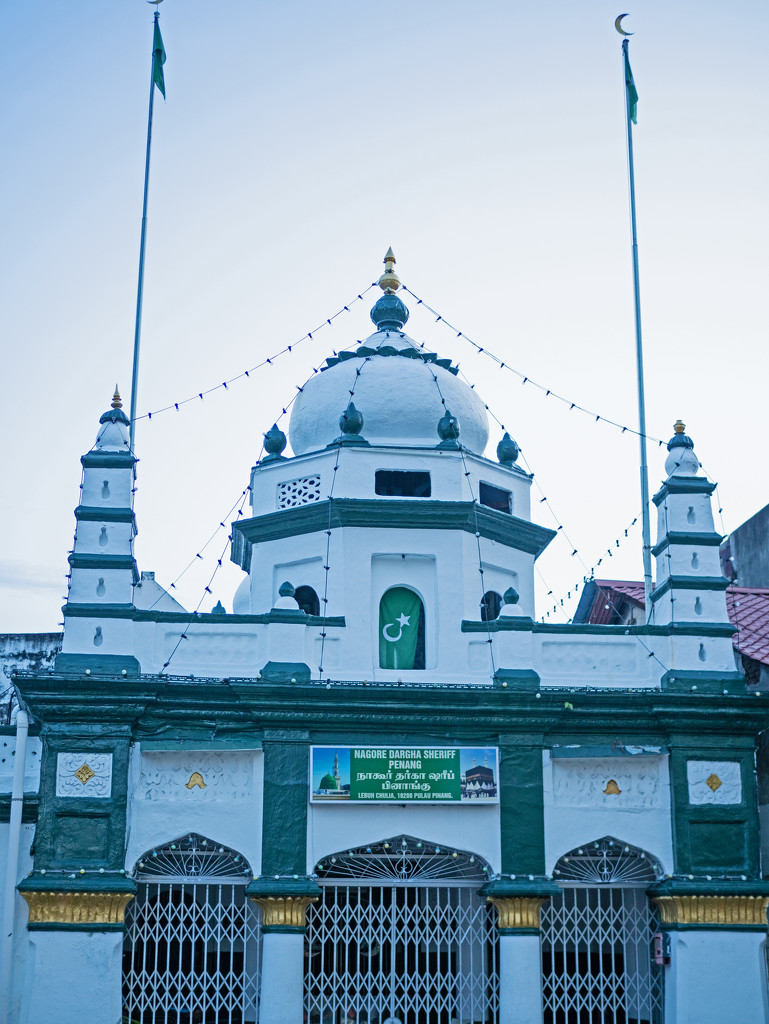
[499,734,545,875]
[261,728,311,876]
[668,738,759,876]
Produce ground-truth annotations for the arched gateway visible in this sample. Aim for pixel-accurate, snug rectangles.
[540,837,665,1024]
[305,835,499,1024]
[122,833,262,1024]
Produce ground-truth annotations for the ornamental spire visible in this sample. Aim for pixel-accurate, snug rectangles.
[377,247,401,293]
[112,385,122,409]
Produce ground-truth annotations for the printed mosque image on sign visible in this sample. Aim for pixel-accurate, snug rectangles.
[311,747,498,803]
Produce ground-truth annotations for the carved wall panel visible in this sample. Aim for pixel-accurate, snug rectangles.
[136,751,257,802]
[56,752,113,798]
[552,756,663,809]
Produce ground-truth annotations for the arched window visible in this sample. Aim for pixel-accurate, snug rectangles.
[541,836,664,1024]
[295,584,320,616]
[306,836,498,1022]
[480,590,502,621]
[378,586,425,669]
[122,833,261,1024]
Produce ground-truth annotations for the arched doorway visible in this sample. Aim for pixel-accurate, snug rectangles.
[122,833,261,1023]
[305,835,498,1023]
[540,836,664,1024]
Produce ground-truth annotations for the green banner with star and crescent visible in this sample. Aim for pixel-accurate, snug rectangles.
[379,586,421,669]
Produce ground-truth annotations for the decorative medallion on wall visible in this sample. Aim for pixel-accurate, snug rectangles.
[687,760,742,805]
[137,752,255,801]
[56,752,113,798]
[603,779,622,795]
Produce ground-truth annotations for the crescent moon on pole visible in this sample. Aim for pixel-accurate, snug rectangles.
[614,13,633,36]
[146,0,165,7]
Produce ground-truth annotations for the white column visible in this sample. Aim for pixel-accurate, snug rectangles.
[498,933,544,1024]
[664,930,769,1024]
[23,931,124,1024]
[258,930,306,1024]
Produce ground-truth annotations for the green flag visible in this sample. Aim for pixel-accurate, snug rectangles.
[152,19,166,98]
[624,43,638,124]
[379,587,422,670]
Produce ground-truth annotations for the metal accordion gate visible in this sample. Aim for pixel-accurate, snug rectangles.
[540,837,665,1024]
[305,835,499,1024]
[122,833,262,1024]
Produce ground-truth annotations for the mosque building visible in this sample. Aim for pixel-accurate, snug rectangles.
[2,251,769,1024]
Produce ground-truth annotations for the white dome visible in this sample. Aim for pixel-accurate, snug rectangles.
[289,331,490,455]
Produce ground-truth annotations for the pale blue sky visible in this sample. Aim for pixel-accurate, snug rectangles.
[1,1,767,632]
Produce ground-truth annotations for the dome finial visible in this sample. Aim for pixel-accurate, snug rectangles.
[674,419,686,435]
[378,247,401,293]
[112,385,122,409]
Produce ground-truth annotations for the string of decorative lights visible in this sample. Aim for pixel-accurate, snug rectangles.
[452,364,588,573]
[400,284,667,447]
[158,485,252,675]
[415,352,497,680]
[130,283,377,427]
[317,353,376,679]
[446,363,669,671]
[541,514,642,620]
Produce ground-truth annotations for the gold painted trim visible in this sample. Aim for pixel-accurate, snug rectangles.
[487,895,548,930]
[249,894,318,927]
[652,895,769,927]
[22,890,135,926]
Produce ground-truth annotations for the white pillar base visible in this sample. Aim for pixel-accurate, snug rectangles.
[499,932,543,1024]
[23,930,124,1024]
[665,929,769,1024]
[259,930,305,1024]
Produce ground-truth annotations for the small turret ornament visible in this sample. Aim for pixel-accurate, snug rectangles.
[332,401,369,446]
[262,423,287,462]
[437,408,460,448]
[496,432,519,467]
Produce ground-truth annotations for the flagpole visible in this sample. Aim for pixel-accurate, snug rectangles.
[621,34,654,621]
[129,11,161,453]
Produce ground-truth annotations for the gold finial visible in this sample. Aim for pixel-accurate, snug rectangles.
[673,419,686,434]
[112,386,122,410]
[603,779,622,795]
[377,247,401,293]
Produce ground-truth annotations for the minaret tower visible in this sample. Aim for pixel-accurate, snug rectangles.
[652,421,735,679]
[56,389,140,673]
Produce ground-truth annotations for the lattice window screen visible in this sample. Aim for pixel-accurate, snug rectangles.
[277,474,321,509]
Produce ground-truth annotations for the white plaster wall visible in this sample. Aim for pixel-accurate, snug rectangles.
[536,636,663,688]
[80,466,133,508]
[22,930,125,1024]
[73,519,133,554]
[665,635,736,673]
[125,745,263,876]
[249,445,531,521]
[60,614,135,657]
[655,492,715,540]
[542,751,673,875]
[0,822,34,1024]
[0,737,41,793]
[68,566,134,605]
[664,930,769,1024]
[655,543,722,580]
[308,802,501,874]
[653,588,728,625]
[271,555,324,607]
